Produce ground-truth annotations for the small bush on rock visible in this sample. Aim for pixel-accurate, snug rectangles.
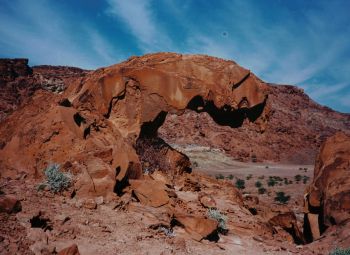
[207,208,228,234]
[330,247,350,255]
[159,226,175,237]
[39,164,72,193]
[216,174,225,180]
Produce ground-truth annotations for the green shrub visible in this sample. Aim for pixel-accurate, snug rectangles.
[274,191,290,204]
[40,164,72,193]
[235,179,245,190]
[273,176,283,182]
[330,247,350,255]
[258,187,266,194]
[216,174,225,180]
[255,181,262,188]
[246,174,253,180]
[207,208,228,233]
[268,176,283,187]
[159,226,175,237]
[267,178,277,187]
[228,174,234,180]
[294,174,302,182]
[303,175,310,184]
[251,154,257,163]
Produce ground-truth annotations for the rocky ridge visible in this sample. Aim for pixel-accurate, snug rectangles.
[0,58,89,122]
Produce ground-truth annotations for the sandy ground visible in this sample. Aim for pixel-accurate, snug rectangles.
[174,145,314,220]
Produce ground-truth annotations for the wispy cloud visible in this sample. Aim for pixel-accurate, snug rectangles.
[85,27,122,66]
[106,0,173,52]
[305,82,348,100]
[339,94,350,108]
[0,0,121,69]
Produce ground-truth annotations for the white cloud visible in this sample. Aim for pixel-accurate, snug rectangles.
[0,0,121,69]
[106,0,173,52]
[85,27,123,66]
[305,82,348,100]
[339,94,350,108]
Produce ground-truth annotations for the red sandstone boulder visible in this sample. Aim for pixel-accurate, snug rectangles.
[129,179,170,207]
[174,213,218,241]
[268,210,304,244]
[304,132,350,241]
[198,192,216,208]
[0,195,21,213]
[57,244,80,255]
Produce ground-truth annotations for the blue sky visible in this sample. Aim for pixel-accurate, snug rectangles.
[0,0,350,113]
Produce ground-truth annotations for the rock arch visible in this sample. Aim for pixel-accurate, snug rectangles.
[0,53,268,199]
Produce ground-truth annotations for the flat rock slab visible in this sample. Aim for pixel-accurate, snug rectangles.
[129,179,170,208]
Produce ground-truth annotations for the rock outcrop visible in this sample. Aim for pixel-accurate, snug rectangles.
[0,53,267,199]
[304,132,350,242]
[2,57,349,165]
[0,59,89,122]
[2,53,349,254]
[57,244,80,255]
[173,213,218,241]
[159,84,350,164]
[0,195,22,214]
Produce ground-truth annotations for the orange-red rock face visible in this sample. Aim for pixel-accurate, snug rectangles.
[304,132,350,242]
[0,53,267,198]
[160,84,350,164]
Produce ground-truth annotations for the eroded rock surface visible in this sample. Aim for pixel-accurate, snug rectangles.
[0,58,89,122]
[0,195,22,214]
[57,244,80,255]
[159,84,350,164]
[304,132,350,243]
[0,53,267,199]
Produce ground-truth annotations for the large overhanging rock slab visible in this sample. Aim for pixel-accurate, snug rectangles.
[0,53,268,198]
